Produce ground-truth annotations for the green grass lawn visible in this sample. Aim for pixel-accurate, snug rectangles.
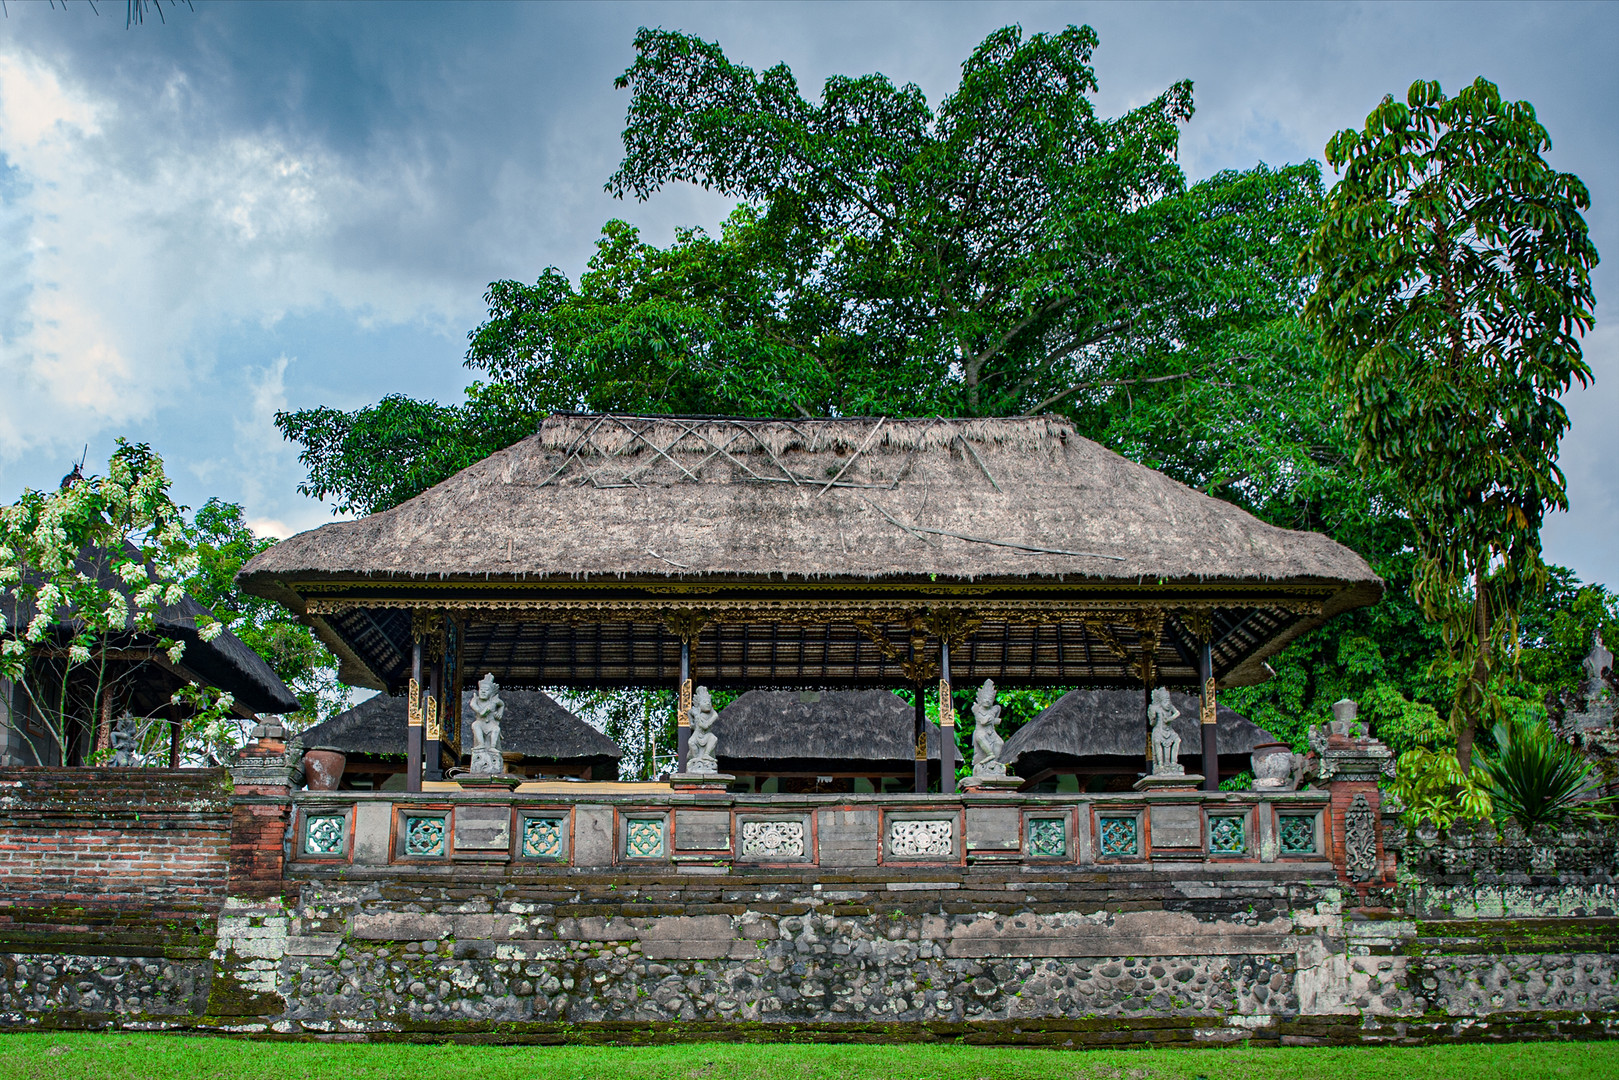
[0,1034,1614,1080]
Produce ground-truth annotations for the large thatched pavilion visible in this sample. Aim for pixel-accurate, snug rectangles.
[239,414,1379,792]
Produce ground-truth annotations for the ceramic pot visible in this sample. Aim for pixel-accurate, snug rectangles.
[302,747,346,791]
[1250,741,1294,788]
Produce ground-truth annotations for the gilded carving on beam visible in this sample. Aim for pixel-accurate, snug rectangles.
[661,608,711,641]
[407,677,422,728]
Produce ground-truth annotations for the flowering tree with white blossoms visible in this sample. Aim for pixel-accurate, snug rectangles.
[0,441,240,766]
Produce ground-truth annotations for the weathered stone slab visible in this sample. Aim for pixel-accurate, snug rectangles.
[352,912,450,941]
[284,935,342,957]
[637,914,735,959]
[573,804,614,867]
[555,916,638,941]
[816,808,879,867]
[943,910,1295,959]
[452,914,517,940]
[674,809,732,851]
[350,801,393,865]
[454,805,512,851]
[1150,803,1201,849]
[966,806,1020,852]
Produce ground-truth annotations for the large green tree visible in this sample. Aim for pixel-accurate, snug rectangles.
[1303,77,1599,769]
[280,25,1333,518]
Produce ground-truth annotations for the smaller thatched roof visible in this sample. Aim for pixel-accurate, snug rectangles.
[295,688,622,763]
[715,690,942,772]
[4,543,298,715]
[998,688,1279,772]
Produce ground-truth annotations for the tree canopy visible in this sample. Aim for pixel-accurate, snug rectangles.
[273,27,1607,777]
[1303,76,1599,767]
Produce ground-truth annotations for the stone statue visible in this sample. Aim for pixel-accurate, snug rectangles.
[970,679,1008,779]
[467,673,506,774]
[1584,630,1613,698]
[1148,687,1184,776]
[686,685,720,774]
[109,714,138,767]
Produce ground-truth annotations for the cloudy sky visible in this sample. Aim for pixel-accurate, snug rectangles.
[1,1,1614,586]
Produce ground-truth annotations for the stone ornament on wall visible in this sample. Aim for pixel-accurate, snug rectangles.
[1344,793,1377,882]
[888,819,953,858]
[740,820,805,859]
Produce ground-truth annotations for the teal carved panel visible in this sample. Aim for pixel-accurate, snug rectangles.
[405,815,447,857]
[625,817,666,858]
[1279,814,1317,855]
[1027,817,1067,858]
[1099,816,1138,858]
[1209,815,1246,855]
[523,817,565,859]
[303,813,347,856]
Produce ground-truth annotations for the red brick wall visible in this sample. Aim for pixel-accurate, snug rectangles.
[0,767,231,908]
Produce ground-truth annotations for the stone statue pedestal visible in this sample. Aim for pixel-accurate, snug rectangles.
[671,772,733,792]
[455,773,523,791]
[961,775,1023,792]
[1133,772,1203,793]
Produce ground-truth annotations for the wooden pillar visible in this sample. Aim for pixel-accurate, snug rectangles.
[676,637,691,774]
[424,659,443,782]
[1200,640,1219,791]
[913,686,928,794]
[442,617,461,772]
[94,695,113,756]
[406,639,423,793]
[939,638,955,795]
[168,706,182,768]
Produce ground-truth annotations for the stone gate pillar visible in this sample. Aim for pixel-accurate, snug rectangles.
[1312,699,1397,897]
[228,722,297,898]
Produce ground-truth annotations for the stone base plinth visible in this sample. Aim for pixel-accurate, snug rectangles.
[454,773,524,791]
[671,772,734,791]
[1133,772,1204,793]
[961,775,1023,792]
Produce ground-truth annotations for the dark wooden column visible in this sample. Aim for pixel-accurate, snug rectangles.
[406,638,423,793]
[424,659,443,782]
[676,637,691,774]
[938,638,955,795]
[913,682,928,795]
[1142,684,1153,772]
[167,704,182,768]
[1200,640,1219,791]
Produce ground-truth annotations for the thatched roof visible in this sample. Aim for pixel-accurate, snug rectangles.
[295,687,622,763]
[998,688,1279,767]
[715,689,942,770]
[245,414,1376,590]
[239,415,1381,692]
[5,544,298,716]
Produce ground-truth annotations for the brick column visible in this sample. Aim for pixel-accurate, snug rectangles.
[228,736,296,899]
[1311,699,1396,897]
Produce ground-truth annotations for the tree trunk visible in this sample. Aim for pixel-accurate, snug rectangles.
[1457,564,1491,774]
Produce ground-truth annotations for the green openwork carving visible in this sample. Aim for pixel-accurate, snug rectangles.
[625,817,665,858]
[1027,817,1066,858]
[523,817,565,859]
[304,814,346,855]
[1279,814,1317,854]
[405,815,446,857]
[1209,815,1246,854]
[1099,816,1138,858]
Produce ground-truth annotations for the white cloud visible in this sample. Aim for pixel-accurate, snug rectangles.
[0,46,470,463]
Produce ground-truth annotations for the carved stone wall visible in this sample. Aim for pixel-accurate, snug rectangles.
[1,769,1617,1046]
